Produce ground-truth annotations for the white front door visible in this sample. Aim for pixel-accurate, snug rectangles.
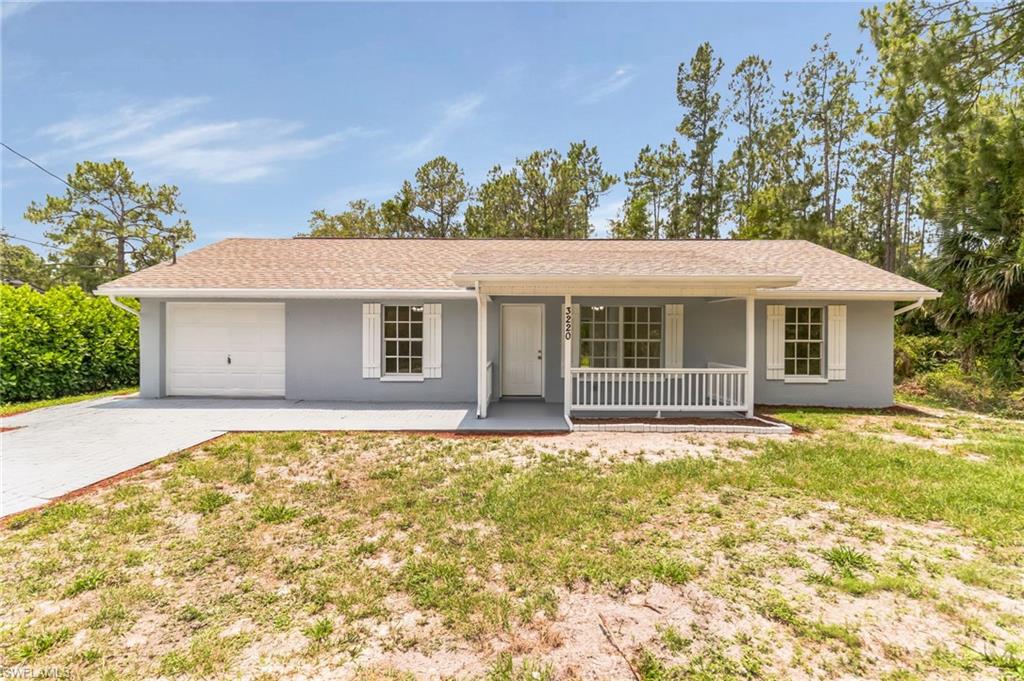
[166,303,286,396]
[501,304,544,396]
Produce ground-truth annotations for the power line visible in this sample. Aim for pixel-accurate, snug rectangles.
[0,231,68,253]
[0,142,75,191]
[0,231,107,269]
[1,141,124,222]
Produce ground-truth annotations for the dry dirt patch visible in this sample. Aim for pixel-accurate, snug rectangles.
[1,430,1021,679]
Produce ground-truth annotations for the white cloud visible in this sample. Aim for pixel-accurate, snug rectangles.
[36,97,375,183]
[117,123,366,183]
[39,97,210,152]
[580,66,636,104]
[396,93,483,160]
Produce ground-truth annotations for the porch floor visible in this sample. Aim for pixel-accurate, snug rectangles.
[468,400,568,432]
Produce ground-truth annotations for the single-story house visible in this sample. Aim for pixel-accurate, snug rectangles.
[96,238,939,427]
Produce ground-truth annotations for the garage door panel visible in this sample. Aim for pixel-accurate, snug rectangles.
[200,370,230,390]
[228,350,262,369]
[167,303,286,397]
[170,351,204,370]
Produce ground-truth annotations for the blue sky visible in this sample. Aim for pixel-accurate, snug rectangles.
[2,1,872,254]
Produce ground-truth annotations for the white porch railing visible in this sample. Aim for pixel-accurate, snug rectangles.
[570,367,749,412]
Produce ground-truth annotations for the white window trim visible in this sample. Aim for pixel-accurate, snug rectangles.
[381,303,425,380]
[579,304,664,368]
[783,305,826,380]
[380,375,425,383]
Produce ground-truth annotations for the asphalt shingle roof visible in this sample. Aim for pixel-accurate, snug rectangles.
[97,238,938,297]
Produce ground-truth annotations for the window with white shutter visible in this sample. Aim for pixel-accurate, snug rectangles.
[784,306,824,377]
[382,305,424,376]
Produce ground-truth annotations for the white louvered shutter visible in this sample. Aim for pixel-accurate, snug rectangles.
[423,303,443,378]
[362,303,381,378]
[766,305,785,380]
[827,305,847,380]
[664,304,684,368]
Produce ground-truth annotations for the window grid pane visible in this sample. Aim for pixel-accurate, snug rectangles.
[622,306,662,368]
[579,305,662,369]
[580,306,619,367]
[383,305,424,375]
[784,306,824,376]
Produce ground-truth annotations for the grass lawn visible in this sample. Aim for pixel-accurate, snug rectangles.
[0,387,138,417]
[1,407,1023,679]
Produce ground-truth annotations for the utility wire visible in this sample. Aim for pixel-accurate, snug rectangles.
[1,141,122,221]
[0,143,118,264]
[0,231,68,253]
[0,142,75,190]
[0,231,105,268]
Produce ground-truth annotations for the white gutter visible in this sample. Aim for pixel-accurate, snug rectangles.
[93,286,941,304]
[894,297,925,316]
[755,290,941,302]
[105,295,140,317]
[92,287,477,300]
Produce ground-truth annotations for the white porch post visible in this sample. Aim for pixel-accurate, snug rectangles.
[745,295,755,417]
[477,285,488,419]
[563,295,572,424]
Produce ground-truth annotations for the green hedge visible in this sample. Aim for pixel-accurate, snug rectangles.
[0,285,138,403]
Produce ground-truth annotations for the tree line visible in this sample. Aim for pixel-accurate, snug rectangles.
[3,0,1021,389]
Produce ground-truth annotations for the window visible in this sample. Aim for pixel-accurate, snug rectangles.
[623,306,662,368]
[383,305,423,375]
[579,305,662,368]
[784,306,823,376]
[579,306,619,367]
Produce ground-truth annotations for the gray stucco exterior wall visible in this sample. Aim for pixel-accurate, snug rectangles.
[286,299,477,402]
[136,295,894,408]
[755,300,894,408]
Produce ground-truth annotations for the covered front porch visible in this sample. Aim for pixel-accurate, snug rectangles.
[466,277,790,430]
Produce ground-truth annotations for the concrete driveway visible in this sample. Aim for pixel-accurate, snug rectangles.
[1,395,566,517]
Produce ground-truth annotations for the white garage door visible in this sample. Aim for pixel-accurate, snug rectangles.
[167,303,286,396]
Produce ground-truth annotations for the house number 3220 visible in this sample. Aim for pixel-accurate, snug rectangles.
[563,306,572,340]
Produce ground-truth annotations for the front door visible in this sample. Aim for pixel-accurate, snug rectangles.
[501,304,544,396]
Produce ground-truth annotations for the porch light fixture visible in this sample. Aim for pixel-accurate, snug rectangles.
[411,305,424,313]
[591,305,605,312]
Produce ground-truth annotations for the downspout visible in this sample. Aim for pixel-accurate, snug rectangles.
[893,297,924,317]
[106,295,140,317]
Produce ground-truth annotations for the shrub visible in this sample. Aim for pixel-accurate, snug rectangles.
[0,284,138,403]
[894,333,954,381]
[900,362,1024,418]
